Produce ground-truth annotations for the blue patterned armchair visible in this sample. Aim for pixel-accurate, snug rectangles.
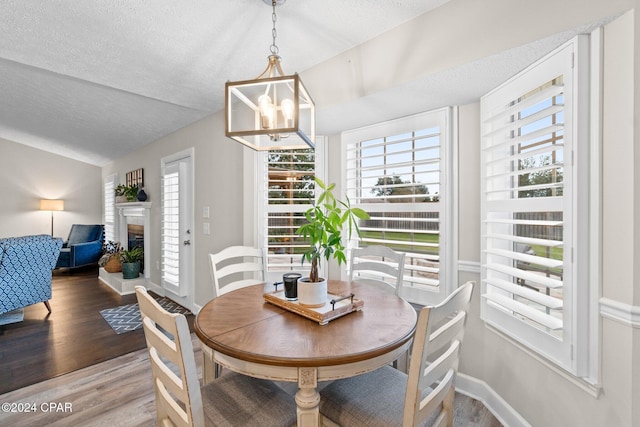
[0,235,63,315]
[55,224,105,269]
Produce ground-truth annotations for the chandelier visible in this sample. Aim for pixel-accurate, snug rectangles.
[225,0,315,151]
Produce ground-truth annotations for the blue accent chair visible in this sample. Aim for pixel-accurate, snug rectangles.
[0,235,63,315]
[55,224,105,269]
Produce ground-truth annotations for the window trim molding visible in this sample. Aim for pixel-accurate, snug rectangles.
[253,137,327,282]
[480,33,600,382]
[340,107,458,305]
[586,26,602,385]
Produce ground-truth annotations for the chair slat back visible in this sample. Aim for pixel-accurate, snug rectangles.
[136,286,204,427]
[209,246,265,297]
[349,245,405,296]
[420,338,461,393]
[418,365,456,426]
[403,281,474,427]
[425,310,467,363]
[427,283,474,328]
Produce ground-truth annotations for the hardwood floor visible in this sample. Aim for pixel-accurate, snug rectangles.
[0,334,502,427]
[0,267,148,395]
[0,268,502,426]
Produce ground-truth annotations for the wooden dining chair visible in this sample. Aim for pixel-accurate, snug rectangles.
[349,245,406,296]
[203,245,265,383]
[135,286,297,427]
[319,281,474,427]
[209,245,265,297]
[349,245,408,370]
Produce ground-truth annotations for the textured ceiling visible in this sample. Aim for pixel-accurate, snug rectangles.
[0,0,449,166]
[0,1,613,166]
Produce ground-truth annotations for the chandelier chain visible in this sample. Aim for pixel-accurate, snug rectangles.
[270,0,279,55]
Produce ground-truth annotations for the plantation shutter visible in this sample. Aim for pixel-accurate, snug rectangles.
[161,164,181,293]
[261,147,318,281]
[480,37,588,371]
[343,108,453,305]
[103,174,117,243]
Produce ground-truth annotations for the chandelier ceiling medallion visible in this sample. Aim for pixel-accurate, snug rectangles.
[225,0,315,151]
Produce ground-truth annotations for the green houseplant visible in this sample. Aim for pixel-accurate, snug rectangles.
[115,184,139,202]
[295,178,369,305]
[120,246,144,279]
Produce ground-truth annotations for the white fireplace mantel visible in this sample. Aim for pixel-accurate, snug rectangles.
[99,202,152,295]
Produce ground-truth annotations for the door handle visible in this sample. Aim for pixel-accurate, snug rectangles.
[183,240,191,245]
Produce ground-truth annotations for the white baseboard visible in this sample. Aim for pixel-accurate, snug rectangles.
[456,372,531,427]
[146,280,164,296]
[192,302,203,314]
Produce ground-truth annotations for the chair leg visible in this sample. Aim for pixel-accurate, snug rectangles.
[214,362,223,379]
[202,346,224,383]
[202,350,215,384]
[43,301,52,313]
[443,386,455,427]
[394,349,410,373]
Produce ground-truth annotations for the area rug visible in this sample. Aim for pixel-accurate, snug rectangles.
[100,296,191,334]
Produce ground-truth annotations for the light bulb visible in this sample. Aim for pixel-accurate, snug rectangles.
[258,95,273,129]
[281,99,294,127]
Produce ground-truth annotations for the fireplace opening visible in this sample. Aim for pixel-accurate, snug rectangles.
[127,224,144,272]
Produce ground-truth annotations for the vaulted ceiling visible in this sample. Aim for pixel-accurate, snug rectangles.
[0,0,453,165]
[0,1,610,166]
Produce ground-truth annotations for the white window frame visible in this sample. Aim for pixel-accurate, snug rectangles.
[256,137,327,283]
[103,173,117,243]
[480,35,598,380]
[341,108,457,306]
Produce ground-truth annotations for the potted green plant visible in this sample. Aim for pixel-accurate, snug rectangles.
[115,184,139,202]
[120,246,144,279]
[295,178,369,306]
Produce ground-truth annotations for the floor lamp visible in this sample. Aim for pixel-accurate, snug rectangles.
[40,199,64,236]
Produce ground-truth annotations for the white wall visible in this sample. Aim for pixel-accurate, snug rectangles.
[453,11,638,427]
[101,112,244,307]
[0,138,102,239]
[315,4,639,426]
[102,0,639,425]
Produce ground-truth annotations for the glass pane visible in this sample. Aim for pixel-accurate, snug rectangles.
[266,148,315,273]
[348,127,442,287]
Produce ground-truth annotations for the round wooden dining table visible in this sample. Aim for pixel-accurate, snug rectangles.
[194,279,417,427]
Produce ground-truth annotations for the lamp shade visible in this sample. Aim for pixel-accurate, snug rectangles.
[40,199,64,211]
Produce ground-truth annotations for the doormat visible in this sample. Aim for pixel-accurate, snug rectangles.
[100,296,191,334]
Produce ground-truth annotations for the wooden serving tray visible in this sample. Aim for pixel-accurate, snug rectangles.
[263,290,364,325]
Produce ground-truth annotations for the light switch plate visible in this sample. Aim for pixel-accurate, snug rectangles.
[203,222,210,235]
[203,206,210,218]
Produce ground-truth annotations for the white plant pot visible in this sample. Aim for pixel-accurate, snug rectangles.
[297,277,327,308]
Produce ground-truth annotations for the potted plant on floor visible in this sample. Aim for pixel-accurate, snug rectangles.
[99,240,124,273]
[295,178,369,307]
[120,246,144,279]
